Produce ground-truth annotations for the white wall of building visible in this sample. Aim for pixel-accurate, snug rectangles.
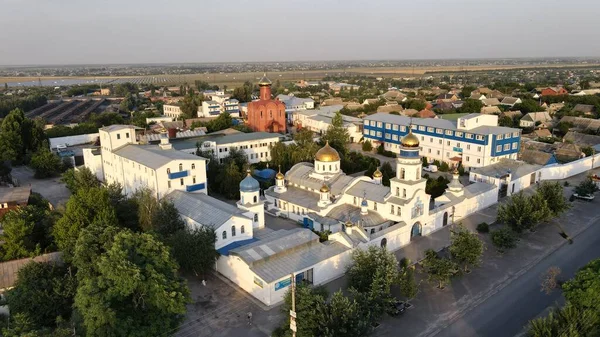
[540,153,600,180]
[181,214,253,250]
[163,105,183,118]
[49,133,99,150]
[82,148,103,181]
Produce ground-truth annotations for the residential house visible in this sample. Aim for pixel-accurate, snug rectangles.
[480,106,501,114]
[482,98,501,107]
[519,149,558,166]
[362,98,380,106]
[330,83,360,94]
[529,129,553,139]
[471,87,492,96]
[377,104,404,114]
[519,111,552,128]
[572,89,600,96]
[547,103,565,115]
[501,110,523,120]
[469,93,487,101]
[541,87,569,96]
[381,90,407,102]
[555,143,583,162]
[500,97,523,107]
[322,98,344,106]
[487,90,505,100]
[563,131,600,147]
[573,104,597,116]
[559,116,600,133]
[435,93,459,104]
[0,187,31,217]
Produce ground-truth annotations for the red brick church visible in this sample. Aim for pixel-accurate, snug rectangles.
[246,74,286,133]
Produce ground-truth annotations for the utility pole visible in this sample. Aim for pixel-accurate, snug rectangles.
[290,273,297,337]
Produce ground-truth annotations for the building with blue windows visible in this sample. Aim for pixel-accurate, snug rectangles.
[363,113,521,168]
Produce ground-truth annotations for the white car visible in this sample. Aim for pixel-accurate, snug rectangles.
[573,193,594,201]
[423,165,438,173]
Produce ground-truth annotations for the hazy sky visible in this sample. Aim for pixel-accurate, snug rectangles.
[1,0,599,65]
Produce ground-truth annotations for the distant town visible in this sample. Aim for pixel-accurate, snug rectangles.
[1,59,600,337]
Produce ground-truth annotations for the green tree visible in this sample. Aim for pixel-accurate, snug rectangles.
[0,207,40,260]
[119,93,134,112]
[291,128,320,163]
[457,99,483,114]
[280,283,328,337]
[53,187,118,261]
[5,262,76,329]
[0,108,26,162]
[397,258,418,301]
[152,199,185,238]
[536,182,570,217]
[131,187,161,232]
[490,227,519,252]
[562,258,600,312]
[74,230,190,337]
[380,161,395,186]
[219,160,245,199]
[61,167,101,194]
[168,227,218,277]
[449,224,484,273]
[179,91,202,119]
[498,115,515,127]
[421,249,457,289]
[362,140,373,151]
[29,148,65,178]
[320,291,371,337]
[321,111,350,156]
[574,176,599,196]
[497,191,551,233]
[405,99,427,111]
[514,99,545,113]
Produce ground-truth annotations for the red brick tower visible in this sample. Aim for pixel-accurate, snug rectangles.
[246,74,286,133]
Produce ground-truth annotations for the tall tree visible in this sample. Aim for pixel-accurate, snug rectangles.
[179,91,202,119]
[29,148,65,178]
[280,283,328,337]
[422,249,458,289]
[5,262,76,330]
[53,187,118,261]
[168,227,219,277]
[497,191,551,233]
[536,182,570,217]
[0,108,26,162]
[61,167,101,194]
[321,111,349,156]
[397,257,418,301]
[74,230,190,337]
[562,258,600,312]
[320,291,371,337]
[449,224,484,273]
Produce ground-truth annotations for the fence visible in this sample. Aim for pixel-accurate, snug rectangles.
[48,133,99,150]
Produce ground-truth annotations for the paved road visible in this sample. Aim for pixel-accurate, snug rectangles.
[433,217,600,337]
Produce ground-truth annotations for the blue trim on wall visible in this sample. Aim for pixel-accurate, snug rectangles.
[217,238,259,256]
[168,171,188,179]
[186,182,206,192]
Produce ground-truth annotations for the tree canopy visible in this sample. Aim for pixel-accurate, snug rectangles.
[449,224,484,273]
[168,227,219,277]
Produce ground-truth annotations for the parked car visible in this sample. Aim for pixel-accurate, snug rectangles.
[573,193,594,201]
[423,165,438,173]
[388,300,408,316]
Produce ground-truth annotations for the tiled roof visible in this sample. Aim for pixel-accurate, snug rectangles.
[325,203,388,228]
[0,252,63,291]
[564,131,600,146]
[471,159,542,180]
[0,187,31,204]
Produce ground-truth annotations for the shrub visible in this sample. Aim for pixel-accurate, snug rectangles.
[458,165,466,176]
[422,157,428,167]
[362,140,373,152]
[476,222,489,233]
[490,227,519,252]
[439,162,450,172]
[564,181,570,187]
[376,145,396,158]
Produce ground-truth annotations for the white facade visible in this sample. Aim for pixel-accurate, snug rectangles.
[163,104,185,119]
[174,132,281,165]
[84,125,208,199]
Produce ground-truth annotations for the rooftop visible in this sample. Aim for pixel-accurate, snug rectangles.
[167,190,247,228]
[168,131,281,150]
[113,143,205,169]
[0,186,31,204]
[471,159,541,180]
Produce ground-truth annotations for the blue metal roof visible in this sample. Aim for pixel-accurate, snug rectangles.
[217,238,259,256]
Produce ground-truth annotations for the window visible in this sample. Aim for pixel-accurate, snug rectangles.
[392,135,398,141]
[117,133,121,140]
[466,156,470,162]
[126,132,130,138]
[455,132,463,137]
[191,163,195,170]
[193,176,196,184]
[447,140,451,146]
[392,124,398,131]
[456,142,461,148]
[437,150,440,155]
[513,131,519,137]
[421,136,424,141]
[496,145,502,152]
[403,189,406,198]
[241,225,245,234]
[400,126,406,132]
[478,146,482,152]
[427,127,434,132]
[385,134,391,139]
[430,137,433,143]
[505,133,511,139]
[467,144,470,150]
[222,231,227,240]
[419,126,425,131]
[370,130,376,136]
[179,163,183,171]
[377,131,382,137]
[353,196,357,205]
[436,128,443,134]
[396,187,400,197]
[391,205,394,214]
[512,142,518,150]
[504,144,510,150]
[445,130,453,136]
[365,120,371,126]
[397,207,401,216]
[385,123,391,129]
[374,202,377,211]
[497,134,503,140]
[428,148,431,153]
[400,168,405,179]
[180,178,184,186]
[477,158,481,164]
[476,135,484,141]
[231,226,236,237]
[168,181,171,188]
[377,122,383,128]
[253,196,257,203]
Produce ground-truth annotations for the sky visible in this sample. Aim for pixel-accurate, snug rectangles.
[1,0,599,66]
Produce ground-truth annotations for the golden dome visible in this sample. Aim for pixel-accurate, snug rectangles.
[258,73,272,86]
[401,129,420,148]
[320,183,330,193]
[373,168,383,178]
[315,141,341,162]
[276,167,285,180]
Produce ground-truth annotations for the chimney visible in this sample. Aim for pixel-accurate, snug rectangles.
[159,134,172,150]
[345,221,353,235]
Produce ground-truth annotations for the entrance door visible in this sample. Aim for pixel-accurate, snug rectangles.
[499,183,508,198]
[411,222,422,240]
[443,212,448,226]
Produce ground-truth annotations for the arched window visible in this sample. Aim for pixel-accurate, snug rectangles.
[254,214,258,222]
[374,202,378,211]
[416,169,420,180]
[396,187,400,197]
[241,225,245,234]
[192,164,195,170]
[381,238,387,248]
[403,189,407,198]
[329,165,332,171]
[390,205,394,214]
[253,196,257,203]
[270,111,273,118]
[167,168,171,174]
[260,111,263,118]
[370,228,375,234]
[401,168,405,179]
[231,226,236,237]
[397,207,401,216]
[179,163,183,171]
[222,231,227,240]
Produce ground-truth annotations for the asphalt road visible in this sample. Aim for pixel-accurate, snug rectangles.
[433,217,600,337]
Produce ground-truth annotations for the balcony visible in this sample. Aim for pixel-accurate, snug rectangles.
[186,182,206,192]
[168,170,189,179]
